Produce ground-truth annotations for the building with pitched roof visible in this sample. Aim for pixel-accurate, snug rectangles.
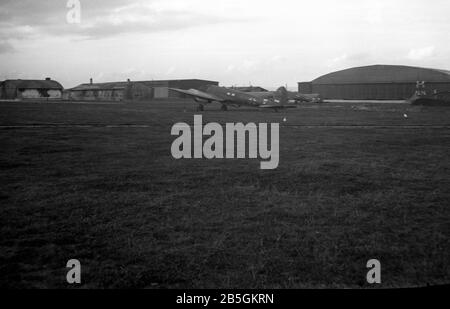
[66,78,219,101]
[0,78,63,100]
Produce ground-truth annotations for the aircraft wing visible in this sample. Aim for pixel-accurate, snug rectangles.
[170,88,224,102]
[258,104,297,109]
[290,92,322,103]
[249,92,275,99]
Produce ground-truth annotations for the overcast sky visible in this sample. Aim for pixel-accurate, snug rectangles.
[0,0,449,89]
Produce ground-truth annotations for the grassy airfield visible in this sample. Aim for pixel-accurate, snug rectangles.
[0,100,449,288]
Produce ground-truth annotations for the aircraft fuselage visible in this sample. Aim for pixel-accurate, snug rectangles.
[205,85,269,107]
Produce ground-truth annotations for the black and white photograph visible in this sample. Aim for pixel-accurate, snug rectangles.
[0,0,449,294]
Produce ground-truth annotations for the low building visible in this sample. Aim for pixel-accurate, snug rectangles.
[298,65,450,100]
[66,78,219,101]
[66,79,153,101]
[0,78,63,100]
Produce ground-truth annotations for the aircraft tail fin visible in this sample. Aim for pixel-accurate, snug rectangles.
[276,86,289,105]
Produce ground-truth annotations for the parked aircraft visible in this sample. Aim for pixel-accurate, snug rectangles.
[170,85,297,111]
[250,87,322,103]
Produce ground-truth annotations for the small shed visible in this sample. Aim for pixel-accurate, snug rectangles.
[0,78,63,100]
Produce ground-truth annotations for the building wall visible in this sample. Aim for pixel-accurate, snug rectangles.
[140,81,169,98]
[1,86,17,99]
[68,89,125,101]
[102,89,124,101]
[67,90,83,101]
[311,82,450,100]
[21,89,42,99]
[19,89,62,99]
[127,84,153,100]
[153,87,169,98]
[1,83,20,99]
[67,83,153,101]
[66,79,218,101]
[47,90,62,99]
[298,82,312,93]
[299,65,450,100]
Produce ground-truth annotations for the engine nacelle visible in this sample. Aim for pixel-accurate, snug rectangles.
[194,97,211,103]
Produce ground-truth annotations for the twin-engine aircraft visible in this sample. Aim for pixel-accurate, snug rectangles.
[249,87,323,103]
[170,85,297,111]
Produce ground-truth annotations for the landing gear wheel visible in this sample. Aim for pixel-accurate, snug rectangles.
[197,104,204,112]
[221,104,228,111]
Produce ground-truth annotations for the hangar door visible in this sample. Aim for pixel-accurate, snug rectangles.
[153,87,169,98]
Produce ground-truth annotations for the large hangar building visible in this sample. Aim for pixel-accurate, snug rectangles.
[298,65,450,100]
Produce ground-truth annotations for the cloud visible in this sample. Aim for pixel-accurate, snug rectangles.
[0,41,15,53]
[225,56,285,75]
[0,0,245,40]
[363,1,385,24]
[64,12,239,39]
[407,46,435,61]
[327,52,374,68]
[165,66,176,76]
[329,54,348,65]
[269,55,286,63]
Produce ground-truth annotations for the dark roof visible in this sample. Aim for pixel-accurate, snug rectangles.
[1,79,63,89]
[140,78,219,83]
[69,82,129,91]
[69,79,219,91]
[234,86,269,92]
[312,65,450,84]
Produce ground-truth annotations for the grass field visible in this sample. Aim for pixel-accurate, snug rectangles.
[0,100,449,288]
